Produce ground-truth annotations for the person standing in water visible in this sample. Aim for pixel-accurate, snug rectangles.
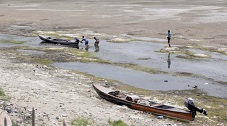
[94,37,100,52]
[81,36,89,51]
[167,30,171,47]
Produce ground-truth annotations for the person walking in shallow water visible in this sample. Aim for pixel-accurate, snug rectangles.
[94,37,100,52]
[167,30,171,47]
[81,36,89,51]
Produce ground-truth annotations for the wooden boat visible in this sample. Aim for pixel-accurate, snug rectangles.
[38,35,79,48]
[93,84,193,122]
[0,110,12,126]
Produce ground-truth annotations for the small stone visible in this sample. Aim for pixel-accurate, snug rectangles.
[62,114,67,117]
[56,116,60,120]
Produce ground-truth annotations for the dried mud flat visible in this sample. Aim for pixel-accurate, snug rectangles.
[0,0,227,126]
[0,0,227,46]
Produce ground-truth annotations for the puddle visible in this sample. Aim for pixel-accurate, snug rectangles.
[53,62,227,98]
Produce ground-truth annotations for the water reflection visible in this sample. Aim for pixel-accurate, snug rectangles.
[167,53,171,68]
[85,45,89,51]
[94,45,100,52]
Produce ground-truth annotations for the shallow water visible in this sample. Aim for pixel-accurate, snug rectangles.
[96,41,227,82]
[53,62,227,98]
[1,33,227,98]
[0,34,42,47]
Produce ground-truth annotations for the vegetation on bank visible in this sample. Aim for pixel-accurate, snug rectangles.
[0,39,25,44]
[108,119,131,126]
[158,47,211,60]
[0,88,10,101]
[189,44,227,55]
[161,89,227,125]
[0,88,5,97]
[71,116,92,126]
[71,116,131,126]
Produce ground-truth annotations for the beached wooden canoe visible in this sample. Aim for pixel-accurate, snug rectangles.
[92,84,193,122]
[38,35,79,48]
[0,110,12,126]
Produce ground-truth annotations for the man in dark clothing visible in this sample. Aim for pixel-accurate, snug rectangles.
[94,37,99,47]
[94,37,100,52]
[167,30,171,47]
[185,97,208,120]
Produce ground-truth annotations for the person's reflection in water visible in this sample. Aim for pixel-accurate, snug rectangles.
[94,37,100,52]
[94,46,99,52]
[167,53,171,68]
[85,47,89,51]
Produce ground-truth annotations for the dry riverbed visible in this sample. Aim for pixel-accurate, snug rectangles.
[0,0,227,125]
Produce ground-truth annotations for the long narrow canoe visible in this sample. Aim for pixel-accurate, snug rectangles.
[93,84,193,122]
[0,110,12,126]
[38,35,79,48]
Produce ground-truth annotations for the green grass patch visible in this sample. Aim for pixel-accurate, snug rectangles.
[217,81,227,85]
[63,48,108,63]
[188,44,227,56]
[158,46,211,59]
[195,96,227,122]
[0,88,10,101]
[0,88,5,96]
[163,89,227,123]
[0,40,25,44]
[137,58,151,60]
[108,119,130,126]
[114,63,167,74]
[176,50,210,60]
[173,72,202,78]
[71,116,92,126]
[32,58,53,65]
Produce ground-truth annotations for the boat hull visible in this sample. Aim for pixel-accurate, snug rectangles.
[93,84,193,122]
[38,35,79,48]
